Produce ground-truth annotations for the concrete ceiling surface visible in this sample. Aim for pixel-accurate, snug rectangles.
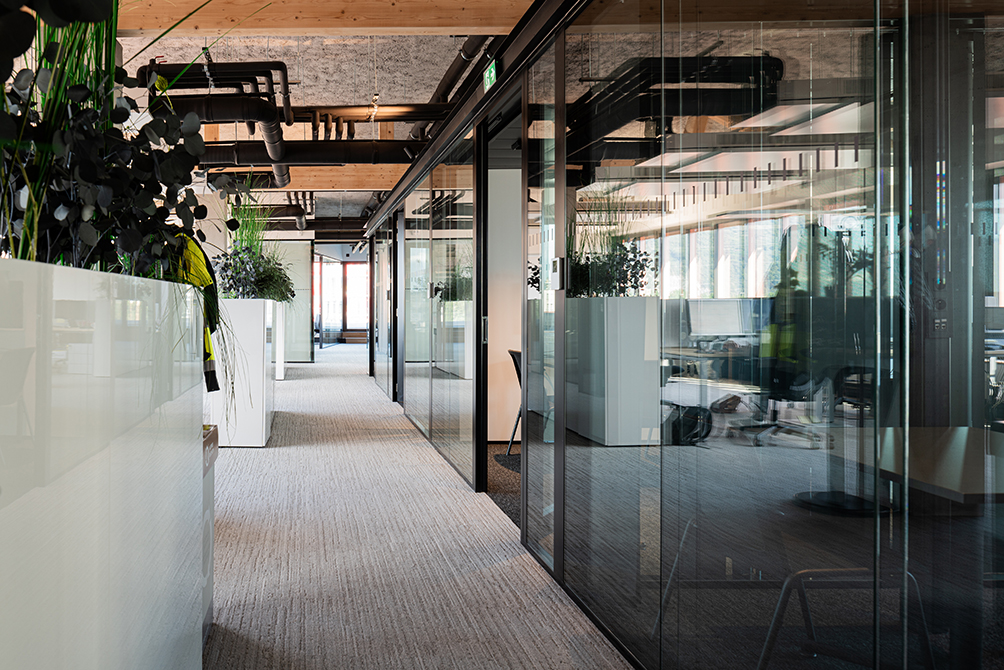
[119,35,487,201]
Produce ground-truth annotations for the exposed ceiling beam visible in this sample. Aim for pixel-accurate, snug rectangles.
[116,0,532,36]
[314,231,368,242]
[269,218,369,231]
[209,165,409,190]
[202,140,426,166]
[291,104,455,125]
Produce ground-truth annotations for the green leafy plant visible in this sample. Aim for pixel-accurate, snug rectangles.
[566,192,656,298]
[212,185,295,303]
[213,244,295,302]
[1,0,262,275]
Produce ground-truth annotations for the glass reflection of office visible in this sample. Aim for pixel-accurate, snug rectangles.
[556,13,892,668]
[655,25,882,670]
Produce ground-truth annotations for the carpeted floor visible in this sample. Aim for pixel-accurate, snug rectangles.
[487,442,521,528]
[203,344,630,670]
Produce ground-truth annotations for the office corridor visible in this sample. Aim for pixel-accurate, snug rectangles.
[202,345,629,670]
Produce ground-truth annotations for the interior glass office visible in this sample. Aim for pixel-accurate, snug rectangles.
[398,144,476,484]
[372,0,1004,664]
[374,228,394,398]
[511,0,1004,667]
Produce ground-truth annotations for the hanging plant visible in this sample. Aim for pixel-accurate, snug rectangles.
[1,0,250,276]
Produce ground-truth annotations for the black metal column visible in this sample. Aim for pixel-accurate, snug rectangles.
[473,120,489,493]
[368,235,376,377]
[395,209,407,406]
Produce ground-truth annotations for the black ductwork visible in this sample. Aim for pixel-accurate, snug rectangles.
[137,60,294,125]
[200,140,428,167]
[152,94,291,188]
[409,35,491,141]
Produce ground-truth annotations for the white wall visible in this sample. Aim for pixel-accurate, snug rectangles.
[488,169,524,442]
[0,259,203,670]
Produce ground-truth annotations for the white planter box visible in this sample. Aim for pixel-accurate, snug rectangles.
[0,258,204,670]
[566,296,662,446]
[207,299,276,447]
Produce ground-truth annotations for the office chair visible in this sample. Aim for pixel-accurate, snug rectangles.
[731,294,834,448]
[506,349,521,455]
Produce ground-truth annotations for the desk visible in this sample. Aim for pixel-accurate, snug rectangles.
[664,346,756,383]
[877,426,1002,669]
[661,377,758,408]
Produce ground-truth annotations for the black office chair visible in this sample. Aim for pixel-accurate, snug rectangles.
[731,294,834,448]
[506,349,521,455]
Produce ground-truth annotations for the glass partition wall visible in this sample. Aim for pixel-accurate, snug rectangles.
[376,0,1004,664]
[513,0,1004,668]
[400,147,476,484]
[374,226,394,399]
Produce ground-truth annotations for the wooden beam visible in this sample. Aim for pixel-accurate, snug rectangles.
[429,164,473,190]
[203,124,220,142]
[116,0,531,36]
[379,122,395,140]
[211,165,410,190]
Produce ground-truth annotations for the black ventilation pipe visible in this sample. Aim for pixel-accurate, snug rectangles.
[137,61,294,125]
[152,94,291,187]
[245,203,308,229]
[200,140,428,167]
[408,35,491,141]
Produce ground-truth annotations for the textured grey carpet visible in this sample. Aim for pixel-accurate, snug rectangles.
[203,344,630,670]
[487,443,521,528]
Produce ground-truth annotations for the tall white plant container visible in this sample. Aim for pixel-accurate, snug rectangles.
[0,258,204,670]
[207,298,276,447]
[565,296,662,446]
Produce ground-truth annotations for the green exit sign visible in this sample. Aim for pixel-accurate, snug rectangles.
[483,60,497,92]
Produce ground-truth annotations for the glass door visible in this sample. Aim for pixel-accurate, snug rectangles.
[320,257,342,347]
[404,181,432,436]
[374,228,394,398]
[524,43,558,570]
[429,141,475,483]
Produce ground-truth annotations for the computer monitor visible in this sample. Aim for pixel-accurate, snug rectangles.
[687,298,751,338]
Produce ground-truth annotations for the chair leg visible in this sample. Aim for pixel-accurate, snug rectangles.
[506,406,521,455]
[757,572,799,670]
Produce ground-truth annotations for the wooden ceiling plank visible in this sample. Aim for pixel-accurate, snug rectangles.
[116,0,531,36]
[209,165,410,190]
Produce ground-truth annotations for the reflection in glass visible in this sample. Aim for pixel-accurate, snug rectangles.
[429,142,475,483]
[404,183,432,437]
[525,43,557,569]
[374,229,393,398]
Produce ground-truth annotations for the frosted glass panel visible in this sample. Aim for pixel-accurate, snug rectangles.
[0,259,203,670]
[271,241,313,362]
